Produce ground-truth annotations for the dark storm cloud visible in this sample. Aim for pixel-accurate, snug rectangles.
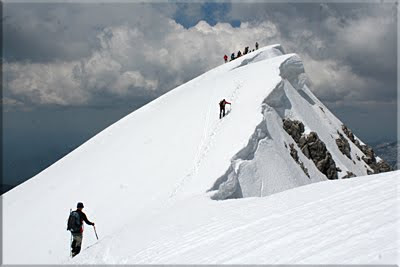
[227,2,397,106]
[2,3,178,62]
[3,2,279,108]
[3,3,94,62]
[2,2,397,112]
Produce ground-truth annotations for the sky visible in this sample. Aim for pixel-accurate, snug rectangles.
[2,2,398,186]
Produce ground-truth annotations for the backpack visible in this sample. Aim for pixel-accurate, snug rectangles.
[67,211,82,233]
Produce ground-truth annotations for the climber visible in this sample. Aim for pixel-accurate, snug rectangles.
[224,54,228,63]
[67,202,95,257]
[255,42,259,50]
[230,53,235,61]
[219,99,231,119]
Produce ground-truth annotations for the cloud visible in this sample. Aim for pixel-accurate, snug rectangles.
[321,6,397,73]
[4,26,160,106]
[2,97,28,112]
[4,61,88,106]
[302,55,382,103]
[224,2,397,106]
[3,11,279,108]
[307,5,397,104]
[3,2,397,113]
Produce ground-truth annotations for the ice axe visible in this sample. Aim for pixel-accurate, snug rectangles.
[93,225,99,240]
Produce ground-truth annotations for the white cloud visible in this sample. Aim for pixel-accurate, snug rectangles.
[3,3,396,110]
[4,61,88,106]
[302,55,381,103]
[2,97,29,112]
[113,71,158,95]
[223,3,396,104]
[4,17,280,108]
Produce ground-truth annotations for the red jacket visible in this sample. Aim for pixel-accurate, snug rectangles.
[219,100,231,108]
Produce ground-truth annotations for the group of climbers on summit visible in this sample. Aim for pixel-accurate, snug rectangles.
[224,42,259,63]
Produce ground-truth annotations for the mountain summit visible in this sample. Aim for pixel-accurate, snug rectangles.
[2,45,396,264]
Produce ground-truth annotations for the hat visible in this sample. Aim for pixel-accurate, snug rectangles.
[77,202,84,209]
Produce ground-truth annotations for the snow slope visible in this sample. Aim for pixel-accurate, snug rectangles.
[72,171,399,264]
[2,44,398,264]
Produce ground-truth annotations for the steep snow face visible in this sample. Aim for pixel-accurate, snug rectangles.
[210,54,375,199]
[2,44,395,264]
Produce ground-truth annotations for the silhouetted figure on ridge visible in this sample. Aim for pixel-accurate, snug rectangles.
[219,99,231,119]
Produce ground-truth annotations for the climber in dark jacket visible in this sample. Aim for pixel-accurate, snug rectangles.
[219,99,231,119]
[70,202,95,257]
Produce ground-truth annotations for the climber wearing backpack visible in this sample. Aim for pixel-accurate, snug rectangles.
[219,99,231,119]
[67,202,95,257]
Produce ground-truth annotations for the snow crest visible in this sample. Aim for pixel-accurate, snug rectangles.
[210,50,379,200]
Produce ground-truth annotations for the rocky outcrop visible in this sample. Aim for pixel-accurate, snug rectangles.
[282,119,304,143]
[289,143,299,161]
[336,131,351,159]
[302,132,338,180]
[342,171,356,179]
[342,124,356,143]
[373,160,393,173]
[342,124,393,174]
[289,143,309,178]
[283,119,338,179]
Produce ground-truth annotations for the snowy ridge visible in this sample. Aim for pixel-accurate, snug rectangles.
[2,44,398,264]
[209,51,374,199]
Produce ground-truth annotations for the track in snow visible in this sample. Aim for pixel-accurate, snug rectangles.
[169,81,243,198]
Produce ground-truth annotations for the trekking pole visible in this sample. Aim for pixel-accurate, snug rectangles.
[93,225,99,240]
[70,233,73,258]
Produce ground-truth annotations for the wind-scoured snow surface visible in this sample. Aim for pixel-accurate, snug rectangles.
[75,171,399,264]
[2,45,398,264]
